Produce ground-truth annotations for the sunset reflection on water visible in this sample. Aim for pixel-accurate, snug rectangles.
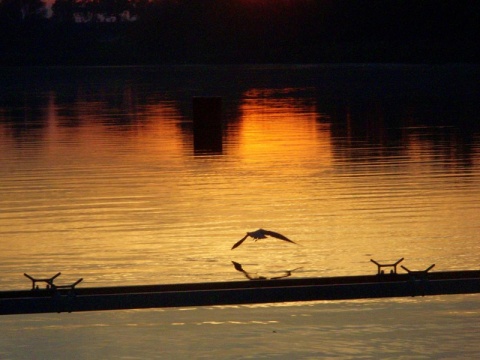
[235,88,331,165]
[1,65,480,358]
[1,66,480,290]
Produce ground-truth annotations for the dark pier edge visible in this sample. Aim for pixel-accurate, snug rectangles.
[1,270,480,315]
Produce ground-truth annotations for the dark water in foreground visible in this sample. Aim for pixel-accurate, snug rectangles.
[1,65,479,358]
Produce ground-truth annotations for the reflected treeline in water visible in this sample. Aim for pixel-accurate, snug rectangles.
[326,101,479,169]
[313,65,480,168]
[1,65,479,163]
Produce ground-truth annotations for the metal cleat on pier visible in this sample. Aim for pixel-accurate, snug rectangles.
[401,264,435,297]
[50,278,83,292]
[370,258,404,275]
[401,264,435,279]
[24,272,61,290]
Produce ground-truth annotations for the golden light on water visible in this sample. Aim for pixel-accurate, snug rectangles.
[1,65,480,359]
[236,89,332,167]
[1,68,480,291]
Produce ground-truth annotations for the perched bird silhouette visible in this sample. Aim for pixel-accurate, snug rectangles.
[231,229,296,250]
[231,261,302,280]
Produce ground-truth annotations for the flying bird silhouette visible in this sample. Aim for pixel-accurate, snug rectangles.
[231,229,296,250]
[231,261,302,280]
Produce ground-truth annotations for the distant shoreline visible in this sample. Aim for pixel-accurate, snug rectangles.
[1,0,479,66]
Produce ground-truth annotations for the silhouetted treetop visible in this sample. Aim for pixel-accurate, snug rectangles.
[1,0,479,65]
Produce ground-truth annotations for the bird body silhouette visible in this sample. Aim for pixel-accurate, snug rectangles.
[231,229,296,250]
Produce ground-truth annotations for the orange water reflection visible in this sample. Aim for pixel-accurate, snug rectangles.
[234,88,332,169]
[2,66,480,360]
[1,72,480,290]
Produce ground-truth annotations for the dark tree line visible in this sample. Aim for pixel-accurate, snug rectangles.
[50,0,151,23]
[1,0,479,65]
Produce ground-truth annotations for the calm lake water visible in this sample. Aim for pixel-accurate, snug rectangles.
[1,65,480,358]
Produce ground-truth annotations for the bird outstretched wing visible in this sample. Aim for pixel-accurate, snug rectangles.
[269,267,303,279]
[231,234,249,250]
[232,261,302,280]
[231,261,257,280]
[269,273,291,280]
[231,261,245,272]
[263,230,296,244]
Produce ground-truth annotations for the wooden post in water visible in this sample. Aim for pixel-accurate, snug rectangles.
[193,97,223,154]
